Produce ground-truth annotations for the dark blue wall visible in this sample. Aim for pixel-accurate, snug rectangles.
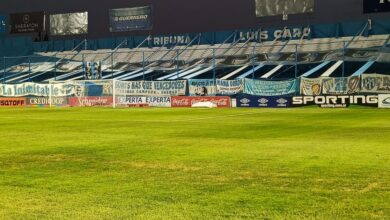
[0,0,390,38]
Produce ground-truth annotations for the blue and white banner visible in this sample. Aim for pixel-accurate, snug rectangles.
[243,78,299,96]
[300,77,323,96]
[361,74,390,94]
[72,80,113,97]
[0,82,75,97]
[188,79,217,96]
[216,79,244,95]
[109,6,152,32]
[0,15,6,34]
[117,96,171,107]
[322,76,361,95]
[115,80,186,96]
[237,94,292,108]
[84,62,102,80]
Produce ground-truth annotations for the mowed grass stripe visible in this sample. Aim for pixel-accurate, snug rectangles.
[0,107,389,219]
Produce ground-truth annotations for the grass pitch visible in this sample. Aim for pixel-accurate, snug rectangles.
[0,107,389,219]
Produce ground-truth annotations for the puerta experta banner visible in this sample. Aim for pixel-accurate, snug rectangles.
[0,15,6,34]
[243,78,299,96]
[188,79,217,96]
[361,74,390,94]
[0,82,75,97]
[84,62,102,80]
[10,12,45,33]
[50,12,88,35]
[321,76,361,95]
[115,80,186,96]
[116,96,171,107]
[364,0,390,13]
[109,6,152,32]
[216,79,244,95]
[236,94,292,108]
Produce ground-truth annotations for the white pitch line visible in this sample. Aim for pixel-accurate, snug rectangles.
[0,111,264,123]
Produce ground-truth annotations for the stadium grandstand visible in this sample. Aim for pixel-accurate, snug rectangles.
[0,0,389,84]
[1,1,390,219]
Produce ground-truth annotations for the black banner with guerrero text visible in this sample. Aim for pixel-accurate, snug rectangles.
[10,11,45,33]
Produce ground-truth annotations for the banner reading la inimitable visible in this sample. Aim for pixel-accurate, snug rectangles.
[109,6,152,32]
[364,0,390,13]
[0,82,75,97]
[10,12,45,33]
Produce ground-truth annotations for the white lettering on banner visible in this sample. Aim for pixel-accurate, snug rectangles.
[114,15,148,22]
[0,82,75,97]
[152,35,191,46]
[28,97,67,105]
[115,80,186,96]
[239,27,310,41]
[293,96,378,105]
[117,96,171,107]
[380,0,390,4]
[216,79,243,95]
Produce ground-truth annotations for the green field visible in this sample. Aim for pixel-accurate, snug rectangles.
[0,107,389,219]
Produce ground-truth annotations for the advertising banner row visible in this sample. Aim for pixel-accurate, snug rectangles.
[236,94,390,108]
[1,94,389,108]
[0,96,231,108]
[0,74,389,99]
[6,6,152,35]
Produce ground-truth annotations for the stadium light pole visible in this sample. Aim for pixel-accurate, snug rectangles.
[251,44,256,79]
[142,51,145,80]
[3,57,6,83]
[176,49,179,77]
[111,52,114,78]
[54,60,57,81]
[295,44,298,78]
[213,48,216,80]
[342,41,346,78]
[28,56,31,82]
